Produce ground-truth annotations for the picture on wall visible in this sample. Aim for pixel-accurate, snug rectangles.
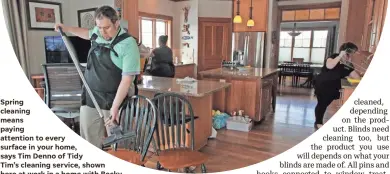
[78,8,98,29]
[26,0,62,30]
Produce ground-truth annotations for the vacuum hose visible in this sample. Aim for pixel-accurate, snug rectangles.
[57,27,108,122]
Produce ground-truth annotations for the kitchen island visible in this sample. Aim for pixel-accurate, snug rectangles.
[137,75,230,150]
[198,67,279,122]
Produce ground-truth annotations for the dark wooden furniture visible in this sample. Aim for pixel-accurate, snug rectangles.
[31,74,45,99]
[106,95,158,166]
[151,93,208,173]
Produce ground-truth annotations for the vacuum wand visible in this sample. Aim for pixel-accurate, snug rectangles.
[57,27,109,122]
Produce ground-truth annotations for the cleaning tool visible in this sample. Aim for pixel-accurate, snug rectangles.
[57,27,133,148]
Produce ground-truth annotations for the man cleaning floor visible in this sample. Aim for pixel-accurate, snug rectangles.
[54,6,140,148]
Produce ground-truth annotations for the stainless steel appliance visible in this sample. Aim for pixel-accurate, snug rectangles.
[231,32,265,68]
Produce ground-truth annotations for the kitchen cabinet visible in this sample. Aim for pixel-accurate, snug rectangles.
[232,0,268,32]
[361,0,388,53]
[342,0,387,71]
[345,0,387,53]
[198,68,278,122]
[259,76,274,121]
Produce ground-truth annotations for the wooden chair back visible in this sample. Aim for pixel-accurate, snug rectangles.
[115,95,158,162]
[151,93,196,154]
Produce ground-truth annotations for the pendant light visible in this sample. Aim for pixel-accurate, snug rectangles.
[247,0,254,27]
[288,23,301,37]
[233,0,242,23]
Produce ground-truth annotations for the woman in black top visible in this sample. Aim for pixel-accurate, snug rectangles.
[146,35,175,77]
[314,42,362,129]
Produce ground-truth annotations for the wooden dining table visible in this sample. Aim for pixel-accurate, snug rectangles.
[277,63,323,87]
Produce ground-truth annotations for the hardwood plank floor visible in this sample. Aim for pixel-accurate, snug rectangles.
[144,84,341,173]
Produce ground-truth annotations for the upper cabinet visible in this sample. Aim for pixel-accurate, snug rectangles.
[342,0,387,72]
[345,0,387,53]
[361,0,388,53]
[232,0,268,32]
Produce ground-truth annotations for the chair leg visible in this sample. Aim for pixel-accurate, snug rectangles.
[70,118,75,132]
[184,167,191,173]
[201,164,207,173]
[156,162,164,170]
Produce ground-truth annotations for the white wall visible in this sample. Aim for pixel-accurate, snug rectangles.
[28,0,71,74]
[28,0,114,74]
[68,0,114,27]
[138,0,175,17]
[198,0,232,18]
[175,0,199,64]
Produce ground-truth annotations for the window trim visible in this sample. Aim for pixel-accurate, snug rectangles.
[279,28,329,63]
[138,12,173,49]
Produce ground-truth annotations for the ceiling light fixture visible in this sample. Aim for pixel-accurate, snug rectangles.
[288,23,301,37]
[233,0,242,23]
[247,0,254,27]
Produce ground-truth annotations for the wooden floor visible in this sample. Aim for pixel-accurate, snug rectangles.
[144,84,341,172]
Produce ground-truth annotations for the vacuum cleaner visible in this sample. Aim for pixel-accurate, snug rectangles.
[57,27,135,148]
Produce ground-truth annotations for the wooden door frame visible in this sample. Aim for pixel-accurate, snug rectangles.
[276,2,342,65]
[198,17,232,73]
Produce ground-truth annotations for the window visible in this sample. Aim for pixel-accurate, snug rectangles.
[141,19,153,48]
[278,29,329,64]
[279,31,292,62]
[139,13,172,49]
[311,30,328,64]
[293,31,311,62]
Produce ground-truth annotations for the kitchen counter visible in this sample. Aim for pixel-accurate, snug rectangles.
[198,67,278,79]
[137,75,230,150]
[174,63,195,67]
[138,75,230,97]
[198,67,279,122]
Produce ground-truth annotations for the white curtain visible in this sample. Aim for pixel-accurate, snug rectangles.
[2,0,30,79]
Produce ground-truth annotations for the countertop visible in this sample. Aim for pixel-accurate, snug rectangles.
[138,75,230,97]
[198,67,279,79]
[174,63,195,67]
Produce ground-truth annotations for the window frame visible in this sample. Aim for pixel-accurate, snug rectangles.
[279,27,329,63]
[138,12,173,49]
